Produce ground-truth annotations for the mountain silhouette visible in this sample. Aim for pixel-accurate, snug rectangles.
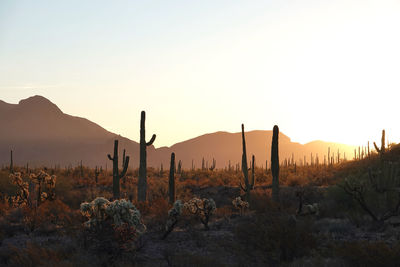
[0,96,356,169]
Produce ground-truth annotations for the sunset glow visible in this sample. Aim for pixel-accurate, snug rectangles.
[1,0,399,147]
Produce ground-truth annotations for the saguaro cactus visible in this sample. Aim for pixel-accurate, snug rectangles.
[10,150,13,174]
[374,129,386,156]
[240,124,254,201]
[271,125,280,203]
[122,149,126,168]
[209,158,216,171]
[94,166,100,185]
[251,155,255,188]
[107,140,130,199]
[138,111,156,202]
[169,153,175,204]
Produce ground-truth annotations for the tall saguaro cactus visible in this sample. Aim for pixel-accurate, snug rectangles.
[251,155,255,189]
[107,140,130,199]
[240,124,254,201]
[169,153,175,204]
[138,111,156,202]
[271,125,280,203]
[374,129,386,156]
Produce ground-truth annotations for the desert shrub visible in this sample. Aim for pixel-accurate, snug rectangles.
[314,218,356,235]
[0,209,25,240]
[338,161,400,223]
[7,241,67,267]
[323,185,358,217]
[146,197,170,230]
[33,199,77,234]
[335,241,400,267]
[235,213,316,263]
[214,205,234,219]
[249,190,280,214]
[166,252,225,266]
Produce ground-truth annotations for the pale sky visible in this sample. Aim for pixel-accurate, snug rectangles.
[1,0,399,148]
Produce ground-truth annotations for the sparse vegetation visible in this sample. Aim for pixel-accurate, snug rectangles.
[2,129,400,266]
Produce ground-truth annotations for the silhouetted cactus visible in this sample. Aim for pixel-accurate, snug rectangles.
[240,124,254,201]
[209,158,216,171]
[251,155,255,188]
[202,157,205,170]
[368,141,370,157]
[10,150,13,174]
[271,125,280,203]
[374,129,386,156]
[122,149,126,168]
[94,166,100,185]
[138,111,156,202]
[169,153,175,204]
[328,147,330,166]
[177,160,182,174]
[107,140,130,199]
[80,160,84,178]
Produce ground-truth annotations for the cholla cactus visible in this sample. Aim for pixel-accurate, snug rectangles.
[80,197,146,234]
[163,200,184,240]
[232,196,249,215]
[303,203,320,216]
[29,170,56,205]
[80,197,110,228]
[168,199,183,218]
[105,199,146,234]
[9,172,29,207]
[184,197,216,230]
[29,170,47,184]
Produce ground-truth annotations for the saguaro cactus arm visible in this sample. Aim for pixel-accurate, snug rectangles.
[119,156,130,179]
[169,153,175,204]
[374,129,386,154]
[250,155,255,189]
[147,134,156,146]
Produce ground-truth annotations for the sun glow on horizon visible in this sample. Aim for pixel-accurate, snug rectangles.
[1,0,399,148]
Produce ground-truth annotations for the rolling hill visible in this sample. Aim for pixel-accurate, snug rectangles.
[0,95,357,169]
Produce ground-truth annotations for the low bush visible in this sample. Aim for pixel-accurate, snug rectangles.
[335,241,400,267]
[235,212,316,264]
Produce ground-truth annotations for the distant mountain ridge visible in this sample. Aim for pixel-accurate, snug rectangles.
[0,96,357,169]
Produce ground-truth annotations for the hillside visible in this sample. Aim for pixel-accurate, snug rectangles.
[0,96,356,168]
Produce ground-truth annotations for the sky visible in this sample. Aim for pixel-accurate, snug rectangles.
[1,0,399,148]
